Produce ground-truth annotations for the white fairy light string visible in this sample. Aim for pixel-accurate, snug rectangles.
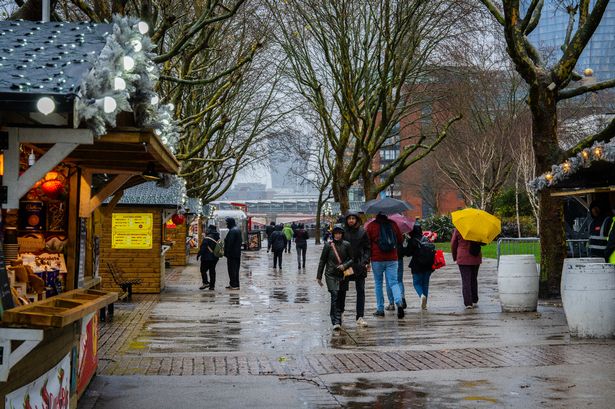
[529,138,615,192]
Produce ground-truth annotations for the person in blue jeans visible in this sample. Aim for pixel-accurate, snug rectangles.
[365,213,405,318]
[386,241,407,311]
[406,224,433,309]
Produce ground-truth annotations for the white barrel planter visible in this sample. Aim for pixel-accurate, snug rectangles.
[498,255,539,312]
[561,259,615,338]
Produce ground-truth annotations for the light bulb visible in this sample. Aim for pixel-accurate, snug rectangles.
[594,147,603,158]
[36,96,55,115]
[150,95,159,105]
[114,77,126,91]
[137,22,149,35]
[545,172,553,182]
[562,162,571,172]
[132,39,142,52]
[103,96,117,113]
[123,55,135,71]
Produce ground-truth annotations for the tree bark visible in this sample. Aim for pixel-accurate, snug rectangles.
[529,82,566,297]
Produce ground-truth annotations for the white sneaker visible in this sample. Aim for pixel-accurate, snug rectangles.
[421,295,427,310]
[465,305,474,309]
[332,324,341,330]
[472,302,478,308]
[356,317,368,327]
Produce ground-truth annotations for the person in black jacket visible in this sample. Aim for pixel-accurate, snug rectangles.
[317,224,353,330]
[224,217,242,289]
[294,223,309,269]
[268,224,287,269]
[406,224,434,310]
[197,225,220,290]
[265,222,275,244]
[342,212,371,327]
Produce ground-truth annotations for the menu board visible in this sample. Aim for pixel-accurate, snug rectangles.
[112,213,153,249]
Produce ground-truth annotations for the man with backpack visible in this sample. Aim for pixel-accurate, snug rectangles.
[197,225,221,290]
[268,224,287,269]
[365,213,405,318]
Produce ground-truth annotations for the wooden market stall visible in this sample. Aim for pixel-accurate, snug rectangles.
[0,17,180,408]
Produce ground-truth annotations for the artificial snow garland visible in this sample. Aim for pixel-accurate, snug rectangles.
[528,138,615,192]
[75,15,178,153]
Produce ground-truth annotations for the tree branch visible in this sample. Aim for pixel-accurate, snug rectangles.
[557,78,615,100]
[566,118,615,156]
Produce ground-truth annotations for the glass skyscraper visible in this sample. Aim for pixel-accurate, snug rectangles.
[527,1,615,81]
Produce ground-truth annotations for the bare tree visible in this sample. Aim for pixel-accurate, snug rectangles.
[480,0,615,294]
[268,0,467,213]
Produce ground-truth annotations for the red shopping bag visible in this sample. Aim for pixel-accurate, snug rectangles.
[432,249,446,270]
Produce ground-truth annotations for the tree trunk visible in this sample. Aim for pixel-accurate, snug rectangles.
[331,161,350,215]
[362,175,378,201]
[315,190,325,245]
[529,83,566,297]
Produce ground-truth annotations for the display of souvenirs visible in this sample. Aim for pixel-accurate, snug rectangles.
[47,200,67,232]
[17,233,46,252]
[21,252,68,274]
[46,234,68,252]
[19,201,46,231]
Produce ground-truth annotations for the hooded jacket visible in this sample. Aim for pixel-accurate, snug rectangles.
[343,211,370,277]
[294,227,309,247]
[224,217,242,259]
[451,228,482,266]
[282,225,294,241]
[406,224,432,273]
[268,224,287,252]
[317,237,353,291]
[198,225,221,262]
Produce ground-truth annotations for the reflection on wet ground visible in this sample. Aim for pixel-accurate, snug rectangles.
[118,241,570,356]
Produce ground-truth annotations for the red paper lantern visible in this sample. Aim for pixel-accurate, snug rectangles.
[41,179,65,199]
[171,213,185,225]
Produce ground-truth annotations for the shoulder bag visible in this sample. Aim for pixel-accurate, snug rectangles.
[330,242,354,278]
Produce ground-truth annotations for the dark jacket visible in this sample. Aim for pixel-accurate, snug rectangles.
[268,225,287,252]
[294,228,309,247]
[317,239,353,291]
[406,225,432,273]
[265,224,275,239]
[343,212,370,278]
[224,218,242,259]
[198,226,220,262]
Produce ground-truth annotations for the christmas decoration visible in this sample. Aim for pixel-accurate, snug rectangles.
[171,213,185,225]
[75,15,179,153]
[529,138,615,192]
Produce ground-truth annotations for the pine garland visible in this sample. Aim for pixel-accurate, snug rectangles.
[75,15,178,153]
[529,138,615,192]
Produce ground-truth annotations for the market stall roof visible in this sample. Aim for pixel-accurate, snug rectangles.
[109,177,202,214]
[0,20,111,112]
[529,138,615,196]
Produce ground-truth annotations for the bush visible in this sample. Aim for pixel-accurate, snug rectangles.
[493,188,534,218]
[420,214,454,242]
[499,216,537,238]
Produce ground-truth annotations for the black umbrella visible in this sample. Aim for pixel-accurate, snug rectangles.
[361,197,413,215]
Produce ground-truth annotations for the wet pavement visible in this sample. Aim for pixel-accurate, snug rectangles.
[80,240,615,408]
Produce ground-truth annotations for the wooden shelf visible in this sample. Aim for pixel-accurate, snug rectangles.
[1,289,117,328]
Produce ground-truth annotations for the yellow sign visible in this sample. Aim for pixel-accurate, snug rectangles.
[112,213,153,249]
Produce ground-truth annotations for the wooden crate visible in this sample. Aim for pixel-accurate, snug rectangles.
[1,289,117,328]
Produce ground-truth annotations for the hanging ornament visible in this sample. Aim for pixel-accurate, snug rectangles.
[171,213,185,225]
[40,171,66,199]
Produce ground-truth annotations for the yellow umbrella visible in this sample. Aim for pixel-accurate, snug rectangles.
[451,208,501,244]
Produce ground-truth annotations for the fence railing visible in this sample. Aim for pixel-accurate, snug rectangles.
[496,237,590,280]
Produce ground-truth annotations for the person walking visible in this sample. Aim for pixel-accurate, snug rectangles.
[265,221,275,246]
[342,212,371,327]
[197,225,221,290]
[316,224,353,330]
[294,223,309,269]
[588,200,613,258]
[224,217,242,290]
[385,239,408,311]
[406,224,433,309]
[365,213,405,318]
[451,228,482,309]
[268,224,287,269]
[282,224,294,253]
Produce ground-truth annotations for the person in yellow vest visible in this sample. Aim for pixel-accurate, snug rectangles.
[605,221,615,263]
[588,200,613,258]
